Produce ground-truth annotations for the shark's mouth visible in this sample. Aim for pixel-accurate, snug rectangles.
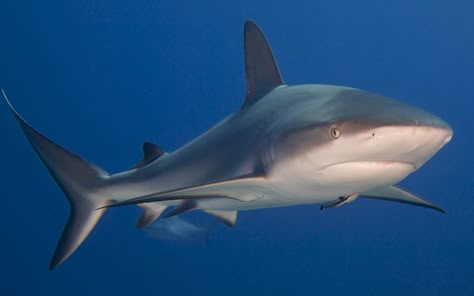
[326,161,416,171]
[363,161,415,170]
[316,161,417,196]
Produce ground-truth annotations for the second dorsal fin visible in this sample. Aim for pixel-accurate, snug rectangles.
[242,20,284,108]
[131,142,165,169]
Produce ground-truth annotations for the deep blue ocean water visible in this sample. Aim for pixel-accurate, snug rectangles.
[1,1,473,295]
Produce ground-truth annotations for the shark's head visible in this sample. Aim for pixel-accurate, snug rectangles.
[268,86,453,195]
[240,21,452,197]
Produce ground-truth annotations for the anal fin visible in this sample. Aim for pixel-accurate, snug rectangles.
[136,203,167,228]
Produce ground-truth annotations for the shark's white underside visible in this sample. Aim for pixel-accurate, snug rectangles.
[150,161,415,211]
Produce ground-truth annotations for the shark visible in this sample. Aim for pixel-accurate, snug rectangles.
[3,20,452,270]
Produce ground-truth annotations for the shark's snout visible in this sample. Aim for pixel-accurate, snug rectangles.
[410,108,453,143]
[431,118,453,145]
[370,115,452,170]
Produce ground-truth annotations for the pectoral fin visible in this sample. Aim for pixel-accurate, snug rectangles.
[163,200,197,218]
[361,185,445,213]
[101,174,266,209]
[204,210,238,227]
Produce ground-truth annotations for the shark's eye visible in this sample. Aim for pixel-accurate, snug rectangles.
[329,126,341,139]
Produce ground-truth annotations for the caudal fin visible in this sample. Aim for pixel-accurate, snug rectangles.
[3,90,110,270]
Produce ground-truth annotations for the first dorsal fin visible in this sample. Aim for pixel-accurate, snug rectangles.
[242,20,284,108]
[131,142,165,169]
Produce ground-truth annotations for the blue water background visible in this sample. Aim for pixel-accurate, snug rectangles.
[1,1,473,295]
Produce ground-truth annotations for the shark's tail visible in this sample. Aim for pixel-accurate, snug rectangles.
[3,90,110,270]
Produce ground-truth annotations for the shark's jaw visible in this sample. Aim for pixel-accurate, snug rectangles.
[266,159,415,202]
[315,161,416,194]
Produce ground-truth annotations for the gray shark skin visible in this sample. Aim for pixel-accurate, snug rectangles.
[3,20,453,270]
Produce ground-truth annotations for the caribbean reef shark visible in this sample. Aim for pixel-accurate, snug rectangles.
[3,20,452,270]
